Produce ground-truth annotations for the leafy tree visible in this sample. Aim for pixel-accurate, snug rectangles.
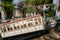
[22,7,28,18]
[2,0,14,19]
[48,4,56,17]
[23,0,53,5]
[44,0,50,4]
[36,8,43,14]
[20,0,55,18]
[48,4,55,10]
[2,0,14,3]
[29,0,36,5]
[29,0,43,5]
[22,6,36,18]
[49,9,56,17]
[23,0,42,5]
[23,0,29,4]
[45,4,56,17]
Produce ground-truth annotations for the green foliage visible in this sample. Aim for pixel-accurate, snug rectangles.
[45,4,56,17]
[2,0,13,3]
[22,7,27,18]
[22,0,55,18]
[2,0,14,19]
[45,13,49,17]
[36,8,43,14]
[3,3,14,19]
[29,0,36,5]
[45,9,56,17]
[22,7,37,18]
[23,7,36,13]
[27,0,42,5]
[44,0,49,4]
[23,0,29,4]
[3,3,14,12]
[43,0,52,4]
[48,4,55,9]
[49,9,56,17]
[23,0,53,5]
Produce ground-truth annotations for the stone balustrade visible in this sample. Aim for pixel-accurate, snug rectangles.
[0,15,44,38]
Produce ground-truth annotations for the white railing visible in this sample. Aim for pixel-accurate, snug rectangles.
[0,15,44,38]
[1,24,44,38]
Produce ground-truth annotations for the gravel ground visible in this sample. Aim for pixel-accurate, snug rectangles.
[29,28,60,40]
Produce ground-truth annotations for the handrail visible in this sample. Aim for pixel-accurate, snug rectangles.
[0,14,41,26]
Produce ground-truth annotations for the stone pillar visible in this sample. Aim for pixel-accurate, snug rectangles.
[1,11,6,22]
[0,0,6,22]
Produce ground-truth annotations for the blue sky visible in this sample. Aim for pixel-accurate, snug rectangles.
[14,0,23,4]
